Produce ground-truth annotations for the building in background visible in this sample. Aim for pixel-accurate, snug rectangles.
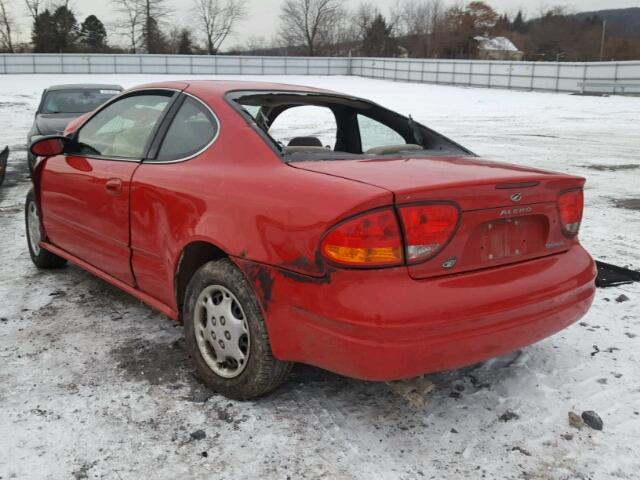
[474,36,523,61]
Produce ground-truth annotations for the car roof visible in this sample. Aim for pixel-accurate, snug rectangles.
[129,80,340,97]
[45,84,123,92]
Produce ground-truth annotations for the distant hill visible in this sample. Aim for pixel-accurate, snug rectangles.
[572,8,640,38]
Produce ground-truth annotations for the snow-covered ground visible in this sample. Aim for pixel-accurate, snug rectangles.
[0,75,639,480]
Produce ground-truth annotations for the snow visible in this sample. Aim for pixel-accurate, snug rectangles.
[475,36,520,52]
[1,74,639,480]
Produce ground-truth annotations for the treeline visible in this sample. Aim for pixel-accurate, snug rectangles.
[256,0,640,61]
[0,0,246,54]
[1,0,639,61]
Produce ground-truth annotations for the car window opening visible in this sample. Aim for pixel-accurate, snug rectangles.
[227,91,473,162]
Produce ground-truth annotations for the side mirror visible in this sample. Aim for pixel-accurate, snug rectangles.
[29,135,69,158]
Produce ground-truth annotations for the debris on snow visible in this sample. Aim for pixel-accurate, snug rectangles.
[615,294,630,303]
[568,411,584,429]
[510,446,532,456]
[190,430,207,441]
[386,376,435,408]
[499,410,520,422]
[582,411,604,431]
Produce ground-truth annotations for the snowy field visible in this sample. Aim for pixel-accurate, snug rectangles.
[0,75,639,480]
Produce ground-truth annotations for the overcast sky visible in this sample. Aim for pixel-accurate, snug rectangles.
[9,0,640,48]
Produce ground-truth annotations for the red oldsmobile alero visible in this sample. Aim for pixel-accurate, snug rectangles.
[26,80,596,399]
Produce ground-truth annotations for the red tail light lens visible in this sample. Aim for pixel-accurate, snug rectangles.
[398,204,459,263]
[320,208,403,266]
[558,189,583,236]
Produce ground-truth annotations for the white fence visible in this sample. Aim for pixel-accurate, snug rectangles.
[0,54,351,76]
[352,58,640,93]
[1,53,639,94]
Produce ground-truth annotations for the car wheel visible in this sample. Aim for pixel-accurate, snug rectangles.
[184,259,292,399]
[25,189,67,269]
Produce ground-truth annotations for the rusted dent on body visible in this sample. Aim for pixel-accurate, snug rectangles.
[242,262,274,311]
[279,268,332,285]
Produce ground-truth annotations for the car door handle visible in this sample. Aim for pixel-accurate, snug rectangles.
[105,178,122,195]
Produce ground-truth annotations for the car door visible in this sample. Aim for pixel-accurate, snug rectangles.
[129,94,220,306]
[39,90,176,286]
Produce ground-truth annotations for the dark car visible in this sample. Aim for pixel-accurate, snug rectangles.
[27,84,123,172]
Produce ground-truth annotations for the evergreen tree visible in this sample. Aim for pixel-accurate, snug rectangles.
[177,29,194,54]
[494,13,509,33]
[51,5,79,52]
[31,9,56,52]
[510,11,527,33]
[80,15,108,52]
[141,15,167,53]
[362,14,397,57]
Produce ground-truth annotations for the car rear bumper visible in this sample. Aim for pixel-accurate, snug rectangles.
[235,244,596,381]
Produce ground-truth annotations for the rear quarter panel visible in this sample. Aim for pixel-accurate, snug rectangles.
[129,89,392,309]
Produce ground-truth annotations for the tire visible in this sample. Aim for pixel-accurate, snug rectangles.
[184,259,292,399]
[25,189,67,269]
[27,151,36,177]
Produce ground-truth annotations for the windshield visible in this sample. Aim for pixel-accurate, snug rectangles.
[228,91,472,161]
[40,89,121,114]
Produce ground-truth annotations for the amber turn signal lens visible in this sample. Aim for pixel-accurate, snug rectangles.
[558,190,583,236]
[320,208,403,266]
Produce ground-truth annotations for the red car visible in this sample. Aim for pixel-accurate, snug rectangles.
[26,81,596,399]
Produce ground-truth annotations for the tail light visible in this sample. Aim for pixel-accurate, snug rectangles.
[398,204,460,263]
[558,189,583,236]
[320,208,403,267]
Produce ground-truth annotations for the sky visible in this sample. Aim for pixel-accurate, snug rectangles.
[8,0,640,49]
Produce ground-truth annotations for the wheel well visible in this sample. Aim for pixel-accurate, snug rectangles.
[175,241,227,319]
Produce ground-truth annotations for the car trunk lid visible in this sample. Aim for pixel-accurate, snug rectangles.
[290,155,585,279]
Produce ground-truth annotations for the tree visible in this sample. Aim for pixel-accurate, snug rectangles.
[80,15,108,52]
[141,0,171,53]
[51,5,79,52]
[362,13,396,57]
[112,0,144,53]
[394,0,444,57]
[278,0,344,56]
[31,9,56,52]
[510,10,526,34]
[174,28,194,54]
[32,5,80,53]
[141,14,167,53]
[0,0,14,53]
[465,1,498,31]
[193,0,246,55]
[24,0,41,20]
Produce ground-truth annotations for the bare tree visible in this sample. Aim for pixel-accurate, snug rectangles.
[24,0,41,20]
[395,0,443,57]
[193,0,246,54]
[112,0,144,52]
[278,0,344,56]
[140,0,172,53]
[112,0,170,53]
[0,0,14,52]
[353,2,379,41]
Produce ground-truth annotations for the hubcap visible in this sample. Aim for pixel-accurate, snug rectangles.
[27,201,41,256]
[194,285,250,379]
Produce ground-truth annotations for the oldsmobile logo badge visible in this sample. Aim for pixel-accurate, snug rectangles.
[510,193,522,202]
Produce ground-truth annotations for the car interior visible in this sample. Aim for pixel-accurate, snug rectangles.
[228,91,472,161]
